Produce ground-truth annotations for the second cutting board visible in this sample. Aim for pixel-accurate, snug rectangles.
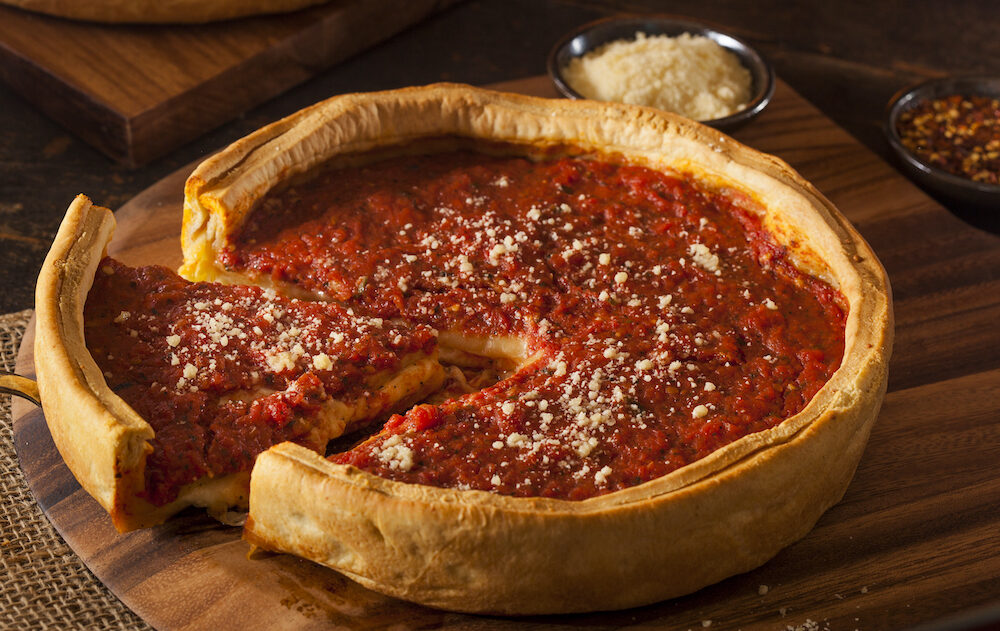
[0,0,456,167]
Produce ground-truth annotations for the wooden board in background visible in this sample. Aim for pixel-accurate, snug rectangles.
[0,0,455,167]
[12,77,1000,630]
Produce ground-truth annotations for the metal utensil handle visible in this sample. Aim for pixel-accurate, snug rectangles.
[0,371,40,406]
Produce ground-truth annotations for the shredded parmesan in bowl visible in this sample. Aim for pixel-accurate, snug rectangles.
[562,32,752,121]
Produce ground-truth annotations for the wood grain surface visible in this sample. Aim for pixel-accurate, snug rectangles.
[12,76,1000,630]
[0,0,454,167]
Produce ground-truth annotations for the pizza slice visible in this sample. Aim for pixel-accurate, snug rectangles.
[34,195,443,531]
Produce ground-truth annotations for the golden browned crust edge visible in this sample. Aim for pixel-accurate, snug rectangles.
[0,0,328,23]
[34,195,157,531]
[207,84,894,613]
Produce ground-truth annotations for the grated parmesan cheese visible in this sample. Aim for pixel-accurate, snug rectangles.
[562,32,752,121]
[688,243,721,273]
[266,351,296,373]
[376,435,414,472]
[312,353,333,371]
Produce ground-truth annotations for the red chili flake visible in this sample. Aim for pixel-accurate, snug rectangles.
[896,94,1000,185]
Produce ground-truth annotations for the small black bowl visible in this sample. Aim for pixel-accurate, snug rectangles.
[885,76,1000,209]
[547,16,774,132]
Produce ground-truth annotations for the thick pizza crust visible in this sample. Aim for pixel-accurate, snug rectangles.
[0,0,328,23]
[179,85,893,613]
[34,196,155,531]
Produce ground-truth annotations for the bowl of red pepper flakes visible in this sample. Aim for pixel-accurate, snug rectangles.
[886,76,1000,208]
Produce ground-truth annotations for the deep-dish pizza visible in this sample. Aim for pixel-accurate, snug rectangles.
[34,84,892,614]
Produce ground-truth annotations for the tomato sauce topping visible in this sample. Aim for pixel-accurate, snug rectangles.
[228,151,846,500]
[85,259,436,506]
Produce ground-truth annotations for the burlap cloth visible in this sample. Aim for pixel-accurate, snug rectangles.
[0,309,151,630]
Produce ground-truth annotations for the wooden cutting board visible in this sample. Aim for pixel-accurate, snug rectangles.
[0,0,455,167]
[12,76,1000,630]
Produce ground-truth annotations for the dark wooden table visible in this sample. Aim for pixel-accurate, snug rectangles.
[2,1,999,629]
